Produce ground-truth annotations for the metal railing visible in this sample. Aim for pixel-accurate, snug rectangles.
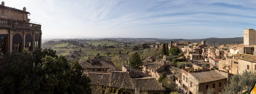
[0,19,41,30]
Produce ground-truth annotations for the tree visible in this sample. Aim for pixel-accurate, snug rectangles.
[0,49,91,94]
[158,72,167,82]
[105,51,112,56]
[207,88,214,94]
[169,47,180,56]
[170,91,180,94]
[222,71,256,94]
[129,52,142,70]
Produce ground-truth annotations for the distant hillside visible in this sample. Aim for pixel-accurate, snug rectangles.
[106,37,243,45]
[170,37,243,45]
[43,37,243,48]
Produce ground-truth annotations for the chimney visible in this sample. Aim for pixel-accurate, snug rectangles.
[23,7,26,11]
[1,1,4,6]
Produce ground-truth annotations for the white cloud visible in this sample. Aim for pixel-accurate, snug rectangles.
[2,0,256,39]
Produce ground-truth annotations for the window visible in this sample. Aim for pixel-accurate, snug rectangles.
[186,77,188,83]
[206,85,208,89]
[255,65,256,70]
[219,82,221,87]
[213,84,215,88]
[190,81,192,87]
[247,65,250,70]
[234,62,238,64]
[98,74,103,79]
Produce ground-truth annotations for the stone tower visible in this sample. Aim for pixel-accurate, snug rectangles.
[244,29,256,46]
[201,40,206,45]
[168,41,173,49]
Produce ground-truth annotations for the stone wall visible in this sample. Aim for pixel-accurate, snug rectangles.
[238,59,256,74]
[0,6,28,22]
[0,29,8,34]
[244,29,256,46]
[198,79,226,94]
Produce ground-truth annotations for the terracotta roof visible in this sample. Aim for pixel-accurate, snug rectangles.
[144,62,163,71]
[133,77,165,91]
[170,67,182,79]
[156,65,173,75]
[122,65,149,78]
[109,71,134,89]
[88,71,165,91]
[234,54,256,63]
[190,70,226,83]
[87,72,110,86]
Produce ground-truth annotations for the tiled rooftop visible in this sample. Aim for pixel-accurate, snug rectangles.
[88,71,165,91]
[190,70,226,83]
[234,54,256,63]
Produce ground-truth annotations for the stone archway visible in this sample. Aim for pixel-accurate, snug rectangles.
[35,33,40,49]
[25,34,33,51]
[0,34,8,55]
[13,34,23,52]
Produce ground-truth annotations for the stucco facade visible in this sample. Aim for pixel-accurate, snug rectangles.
[181,70,227,94]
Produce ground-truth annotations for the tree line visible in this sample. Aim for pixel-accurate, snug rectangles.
[0,49,91,94]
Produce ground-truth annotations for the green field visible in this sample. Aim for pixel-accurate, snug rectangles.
[44,40,158,69]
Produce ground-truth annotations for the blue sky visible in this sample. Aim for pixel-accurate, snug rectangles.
[4,0,256,39]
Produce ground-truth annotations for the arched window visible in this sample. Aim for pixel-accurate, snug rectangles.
[13,34,23,52]
[35,34,40,49]
[25,34,33,51]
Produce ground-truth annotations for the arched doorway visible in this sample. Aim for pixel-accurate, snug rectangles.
[13,34,23,52]
[25,34,33,51]
[0,34,8,55]
[35,34,40,49]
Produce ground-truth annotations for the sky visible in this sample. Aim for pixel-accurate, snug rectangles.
[3,0,256,39]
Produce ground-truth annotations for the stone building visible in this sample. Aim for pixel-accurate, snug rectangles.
[244,46,254,55]
[168,41,173,49]
[219,58,239,74]
[201,40,206,45]
[209,58,221,68]
[88,70,165,94]
[0,2,42,56]
[79,59,117,74]
[181,70,228,94]
[215,49,225,59]
[244,29,256,46]
[219,54,256,75]
[234,54,256,74]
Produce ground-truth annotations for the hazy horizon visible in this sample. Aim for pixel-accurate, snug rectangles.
[4,0,256,39]
[42,36,244,43]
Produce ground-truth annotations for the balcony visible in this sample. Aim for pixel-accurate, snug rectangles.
[0,18,41,31]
